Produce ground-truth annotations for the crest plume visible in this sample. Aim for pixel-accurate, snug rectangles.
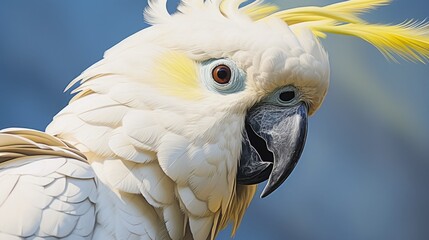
[144,0,429,63]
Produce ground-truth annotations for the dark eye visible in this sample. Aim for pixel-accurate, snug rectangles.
[212,64,231,84]
[279,90,296,102]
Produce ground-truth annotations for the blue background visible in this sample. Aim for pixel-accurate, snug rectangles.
[1,1,428,239]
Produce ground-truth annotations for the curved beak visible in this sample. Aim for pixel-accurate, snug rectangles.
[237,102,308,198]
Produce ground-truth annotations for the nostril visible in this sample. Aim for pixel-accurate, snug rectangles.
[279,91,295,102]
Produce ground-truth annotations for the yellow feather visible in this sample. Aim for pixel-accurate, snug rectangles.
[271,6,362,25]
[210,184,257,239]
[270,0,390,25]
[154,51,202,100]
[242,3,279,21]
[312,21,429,63]
[325,0,391,15]
[254,0,429,63]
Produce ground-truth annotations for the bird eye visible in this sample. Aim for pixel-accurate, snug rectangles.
[212,65,231,84]
[263,86,300,106]
[279,90,296,102]
[200,59,245,94]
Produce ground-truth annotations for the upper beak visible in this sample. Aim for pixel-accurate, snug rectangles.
[237,102,308,198]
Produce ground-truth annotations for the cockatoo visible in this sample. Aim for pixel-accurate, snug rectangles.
[0,0,428,239]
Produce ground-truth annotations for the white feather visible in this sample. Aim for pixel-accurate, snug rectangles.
[103,159,141,194]
[108,131,156,163]
[188,216,214,240]
[144,0,170,25]
[122,110,167,151]
[0,233,21,240]
[1,158,66,176]
[78,105,128,127]
[55,159,95,179]
[0,131,97,240]
[136,163,176,206]
[0,173,45,237]
[163,202,186,240]
[74,205,96,237]
[40,208,80,237]
[0,175,19,206]
[157,134,193,184]
[177,186,210,217]
[44,177,67,197]
[48,197,92,215]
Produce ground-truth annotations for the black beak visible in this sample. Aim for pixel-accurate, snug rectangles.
[237,102,308,198]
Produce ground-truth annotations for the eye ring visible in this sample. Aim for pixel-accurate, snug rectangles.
[200,58,245,94]
[212,64,232,84]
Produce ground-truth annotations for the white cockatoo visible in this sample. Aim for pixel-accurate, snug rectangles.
[1,0,428,239]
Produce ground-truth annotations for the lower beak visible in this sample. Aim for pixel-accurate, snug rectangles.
[237,102,308,198]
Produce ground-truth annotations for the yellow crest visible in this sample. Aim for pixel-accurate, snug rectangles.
[239,0,429,63]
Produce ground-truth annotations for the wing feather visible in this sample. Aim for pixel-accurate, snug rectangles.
[0,129,97,239]
[40,208,80,237]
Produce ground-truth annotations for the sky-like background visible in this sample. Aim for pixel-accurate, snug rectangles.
[0,0,428,239]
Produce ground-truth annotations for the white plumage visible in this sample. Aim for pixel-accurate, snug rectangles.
[1,0,428,239]
[0,129,96,239]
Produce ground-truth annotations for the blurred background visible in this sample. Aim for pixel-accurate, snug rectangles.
[0,0,428,239]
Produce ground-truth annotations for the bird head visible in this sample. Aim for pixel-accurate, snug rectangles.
[146,0,332,191]
[47,0,429,239]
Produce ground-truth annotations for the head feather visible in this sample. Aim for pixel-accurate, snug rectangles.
[270,0,429,62]
[240,1,279,21]
[143,0,429,63]
[312,20,429,63]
